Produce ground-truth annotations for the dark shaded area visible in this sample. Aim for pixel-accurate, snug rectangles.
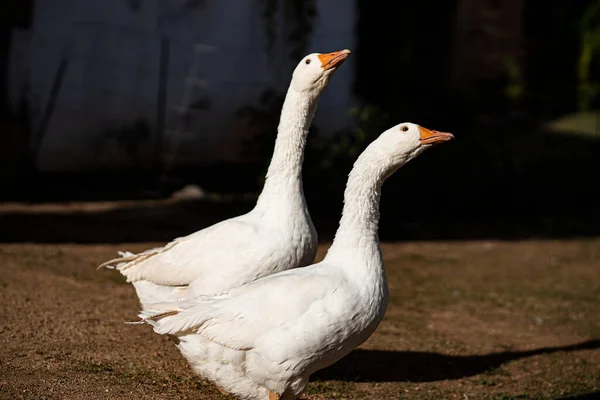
[306,126,600,242]
[2,195,599,244]
[312,340,600,383]
[1,1,600,243]
[330,0,600,241]
[0,0,33,118]
[0,200,253,243]
[0,0,34,179]
[354,0,458,124]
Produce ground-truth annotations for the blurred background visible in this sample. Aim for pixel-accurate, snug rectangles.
[1,0,599,243]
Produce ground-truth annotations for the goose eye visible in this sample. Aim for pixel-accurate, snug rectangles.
[401,126,409,132]
[305,59,311,65]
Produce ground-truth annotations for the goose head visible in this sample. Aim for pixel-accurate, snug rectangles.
[366,122,454,177]
[290,49,351,94]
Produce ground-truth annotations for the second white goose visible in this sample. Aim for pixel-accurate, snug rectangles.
[137,122,454,400]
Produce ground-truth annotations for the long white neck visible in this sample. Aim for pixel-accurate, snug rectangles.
[255,87,318,210]
[325,146,400,261]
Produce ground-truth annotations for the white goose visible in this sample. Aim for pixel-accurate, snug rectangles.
[137,122,454,399]
[98,50,351,307]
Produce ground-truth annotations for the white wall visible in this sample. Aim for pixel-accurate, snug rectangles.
[8,0,357,172]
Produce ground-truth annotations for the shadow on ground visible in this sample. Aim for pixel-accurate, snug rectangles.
[313,340,600,383]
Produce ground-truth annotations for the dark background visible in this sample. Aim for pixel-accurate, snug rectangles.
[1,0,599,243]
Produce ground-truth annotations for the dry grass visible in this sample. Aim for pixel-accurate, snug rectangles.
[1,239,599,399]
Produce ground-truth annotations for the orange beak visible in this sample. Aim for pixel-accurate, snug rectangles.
[418,126,454,145]
[318,49,351,71]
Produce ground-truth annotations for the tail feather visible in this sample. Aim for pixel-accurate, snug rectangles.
[97,253,140,270]
[96,247,162,270]
[97,240,183,271]
[143,307,211,336]
[144,310,181,322]
[137,302,184,329]
[124,320,146,325]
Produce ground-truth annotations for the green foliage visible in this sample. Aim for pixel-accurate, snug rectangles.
[299,104,391,215]
[313,105,390,171]
[503,55,525,102]
[578,0,600,111]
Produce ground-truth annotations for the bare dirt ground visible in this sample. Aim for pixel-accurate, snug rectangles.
[1,237,599,400]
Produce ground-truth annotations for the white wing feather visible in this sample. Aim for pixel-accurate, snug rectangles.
[102,217,264,286]
[141,267,340,350]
